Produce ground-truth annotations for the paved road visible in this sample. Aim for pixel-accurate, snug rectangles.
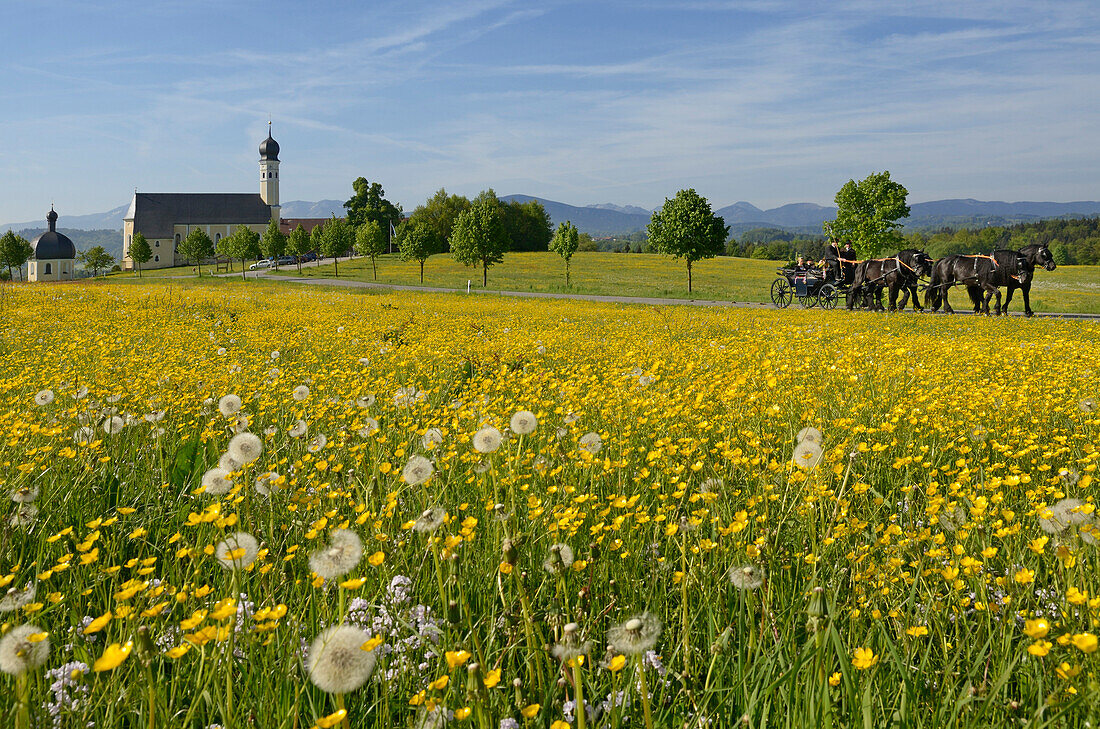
[239,262,1099,320]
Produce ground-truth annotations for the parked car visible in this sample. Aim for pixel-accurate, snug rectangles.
[298,252,318,263]
[248,259,272,271]
[275,256,296,266]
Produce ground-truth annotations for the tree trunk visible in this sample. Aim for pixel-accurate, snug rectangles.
[687,260,692,293]
[372,257,377,280]
[296,258,302,273]
[420,260,424,283]
[241,260,247,280]
[482,262,487,287]
[197,264,202,277]
[566,258,571,287]
[334,256,339,277]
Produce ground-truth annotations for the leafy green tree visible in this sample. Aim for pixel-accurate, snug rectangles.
[128,232,152,277]
[309,224,325,262]
[450,193,508,286]
[179,228,215,276]
[0,230,32,281]
[409,189,470,251]
[260,219,287,270]
[828,171,910,258]
[354,220,387,280]
[223,225,261,279]
[320,216,352,277]
[502,199,553,251]
[549,221,580,286]
[577,233,598,252]
[398,220,442,283]
[344,177,402,234]
[646,188,729,293]
[78,246,115,277]
[286,224,310,273]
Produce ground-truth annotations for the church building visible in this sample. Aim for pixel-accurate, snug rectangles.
[121,129,281,270]
[28,207,76,282]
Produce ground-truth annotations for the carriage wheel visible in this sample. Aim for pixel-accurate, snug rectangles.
[819,284,839,310]
[770,278,793,308]
[799,293,818,308]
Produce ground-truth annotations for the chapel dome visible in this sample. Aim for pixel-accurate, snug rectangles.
[259,133,280,161]
[31,208,76,260]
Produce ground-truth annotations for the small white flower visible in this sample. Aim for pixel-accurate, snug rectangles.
[271,350,280,360]
[217,347,227,356]
[796,426,822,444]
[358,357,370,365]
[308,529,364,579]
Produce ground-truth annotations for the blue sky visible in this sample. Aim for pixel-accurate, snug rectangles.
[3,0,1100,223]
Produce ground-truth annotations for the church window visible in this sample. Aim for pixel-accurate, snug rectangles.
[154,255,160,263]
[215,233,221,243]
[45,263,52,275]
[155,240,160,247]
[175,233,181,245]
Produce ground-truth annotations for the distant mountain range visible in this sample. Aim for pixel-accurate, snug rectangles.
[7,196,1100,242]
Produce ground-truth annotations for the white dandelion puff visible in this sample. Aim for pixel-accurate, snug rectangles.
[308,529,364,579]
[421,428,444,450]
[578,432,603,455]
[1080,397,1097,414]
[307,434,328,453]
[403,456,435,486]
[9,504,38,529]
[543,543,575,575]
[414,506,447,533]
[254,471,283,496]
[202,468,234,496]
[102,416,125,435]
[728,564,764,591]
[34,390,55,406]
[292,385,310,402]
[510,410,537,436]
[795,426,822,444]
[358,418,379,438]
[306,625,377,694]
[551,622,592,662]
[0,584,36,613]
[473,427,502,454]
[218,394,242,417]
[143,410,166,423]
[0,624,50,675]
[228,432,263,465]
[73,427,95,445]
[215,532,259,570]
[607,613,662,656]
[1039,498,1093,535]
[288,419,309,438]
[11,486,38,504]
[218,453,243,473]
[357,394,376,408]
[792,441,822,470]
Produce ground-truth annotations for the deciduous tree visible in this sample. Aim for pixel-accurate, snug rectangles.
[344,177,402,234]
[549,221,580,286]
[320,216,352,277]
[398,220,442,283]
[179,228,215,276]
[260,219,287,269]
[354,220,387,280]
[646,189,729,293]
[128,232,152,277]
[0,230,32,281]
[79,246,115,277]
[828,171,910,258]
[286,224,310,273]
[224,225,261,280]
[408,189,470,251]
[450,192,508,287]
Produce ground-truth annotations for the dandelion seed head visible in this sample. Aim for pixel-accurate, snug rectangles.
[215,532,259,570]
[728,564,764,591]
[578,432,603,454]
[288,419,308,438]
[414,506,447,533]
[308,529,364,579]
[608,612,661,656]
[403,456,434,486]
[0,624,50,675]
[228,432,263,465]
[292,385,310,402]
[473,427,502,454]
[510,410,537,435]
[0,584,36,613]
[306,625,377,694]
[34,389,55,406]
[792,440,822,470]
[218,394,242,417]
[202,467,234,496]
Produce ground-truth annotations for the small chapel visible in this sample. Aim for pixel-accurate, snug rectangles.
[121,128,282,270]
[28,206,77,282]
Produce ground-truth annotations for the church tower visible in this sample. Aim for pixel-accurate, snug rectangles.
[259,123,280,220]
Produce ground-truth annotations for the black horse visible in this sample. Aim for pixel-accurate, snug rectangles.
[964,244,1057,317]
[846,250,933,311]
[926,252,1031,314]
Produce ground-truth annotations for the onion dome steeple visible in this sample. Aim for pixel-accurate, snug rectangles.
[259,122,280,161]
[46,205,58,232]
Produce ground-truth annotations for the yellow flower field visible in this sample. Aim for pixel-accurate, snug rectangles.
[0,281,1098,727]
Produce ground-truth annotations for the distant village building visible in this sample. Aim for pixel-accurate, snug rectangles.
[280,218,332,236]
[121,128,282,270]
[28,207,76,282]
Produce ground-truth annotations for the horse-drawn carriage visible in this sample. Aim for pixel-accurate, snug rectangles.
[769,268,842,309]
